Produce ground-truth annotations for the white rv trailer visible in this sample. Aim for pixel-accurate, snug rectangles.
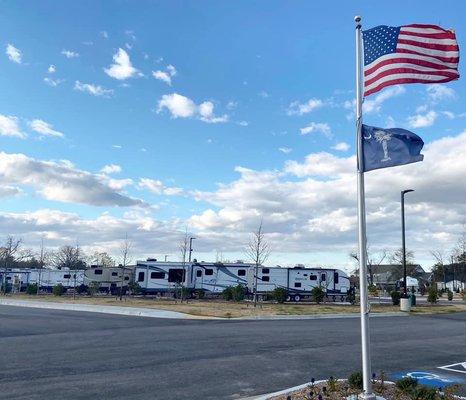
[191,262,255,293]
[247,266,350,302]
[28,268,85,291]
[84,265,134,293]
[134,260,190,294]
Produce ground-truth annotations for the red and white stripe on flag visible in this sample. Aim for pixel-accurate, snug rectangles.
[364,24,460,97]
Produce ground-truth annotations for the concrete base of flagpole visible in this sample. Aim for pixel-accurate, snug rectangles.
[400,297,411,312]
[346,395,385,400]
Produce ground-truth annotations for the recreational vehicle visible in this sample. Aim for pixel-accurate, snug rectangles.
[247,266,350,302]
[191,262,254,293]
[134,260,190,295]
[84,265,134,293]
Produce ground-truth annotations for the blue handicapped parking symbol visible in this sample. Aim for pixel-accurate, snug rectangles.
[392,371,456,389]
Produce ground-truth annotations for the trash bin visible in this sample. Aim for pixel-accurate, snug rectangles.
[410,293,416,306]
[400,297,411,312]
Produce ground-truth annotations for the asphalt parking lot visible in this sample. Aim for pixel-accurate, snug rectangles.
[0,306,465,399]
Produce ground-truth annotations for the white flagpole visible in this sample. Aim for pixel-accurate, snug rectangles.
[355,15,376,400]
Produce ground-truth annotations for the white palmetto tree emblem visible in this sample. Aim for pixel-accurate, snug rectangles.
[374,130,392,162]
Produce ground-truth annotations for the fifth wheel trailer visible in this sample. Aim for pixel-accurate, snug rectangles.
[247,266,350,302]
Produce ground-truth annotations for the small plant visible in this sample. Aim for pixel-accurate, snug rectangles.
[348,371,363,390]
[26,283,38,295]
[327,376,338,392]
[222,286,233,301]
[311,286,325,304]
[52,284,65,296]
[87,281,100,296]
[193,289,205,299]
[396,376,418,393]
[461,290,466,301]
[232,284,245,301]
[427,286,439,304]
[272,287,287,303]
[128,281,140,295]
[76,284,88,294]
[391,290,401,305]
[447,290,453,301]
[368,284,378,296]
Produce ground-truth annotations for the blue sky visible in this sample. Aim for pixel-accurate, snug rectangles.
[1,1,465,270]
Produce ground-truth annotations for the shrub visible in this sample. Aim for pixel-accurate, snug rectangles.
[391,290,401,306]
[194,289,205,299]
[26,283,38,295]
[311,286,325,304]
[76,284,88,294]
[52,284,65,296]
[368,284,378,296]
[396,376,418,393]
[427,286,438,304]
[348,371,363,390]
[128,281,140,295]
[410,385,437,400]
[222,286,233,301]
[327,376,338,392]
[462,291,466,301]
[447,290,453,301]
[232,284,245,301]
[272,287,287,303]
[87,282,100,296]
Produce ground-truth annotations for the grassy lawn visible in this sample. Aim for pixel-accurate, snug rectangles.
[5,294,466,318]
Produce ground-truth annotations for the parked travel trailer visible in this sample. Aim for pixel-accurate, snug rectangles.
[192,262,255,293]
[84,265,134,293]
[30,268,85,291]
[247,266,350,302]
[134,260,190,294]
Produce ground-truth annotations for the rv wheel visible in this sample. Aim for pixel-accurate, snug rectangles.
[286,295,291,302]
[293,294,301,302]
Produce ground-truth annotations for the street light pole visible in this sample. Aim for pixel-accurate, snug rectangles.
[188,237,196,263]
[401,189,414,297]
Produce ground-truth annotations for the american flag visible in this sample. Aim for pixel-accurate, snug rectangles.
[363,24,459,97]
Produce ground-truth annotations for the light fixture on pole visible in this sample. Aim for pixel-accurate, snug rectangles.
[401,189,414,297]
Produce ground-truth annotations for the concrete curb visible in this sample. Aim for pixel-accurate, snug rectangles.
[237,312,408,320]
[0,298,195,320]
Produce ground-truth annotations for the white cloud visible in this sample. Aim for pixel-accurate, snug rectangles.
[332,142,350,152]
[47,65,56,74]
[61,49,79,58]
[258,90,269,99]
[152,64,177,86]
[287,98,324,116]
[407,110,438,128]
[104,48,138,80]
[100,164,122,174]
[426,85,456,102]
[278,147,292,154]
[344,86,405,116]
[43,77,64,87]
[0,152,147,208]
[74,81,113,97]
[6,44,22,63]
[157,93,228,124]
[300,122,332,137]
[101,31,109,39]
[237,121,249,127]
[0,115,26,138]
[139,178,183,196]
[29,119,64,138]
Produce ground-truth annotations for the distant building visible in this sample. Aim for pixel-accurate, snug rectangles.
[371,264,430,291]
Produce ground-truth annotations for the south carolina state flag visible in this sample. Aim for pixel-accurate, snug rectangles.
[362,124,424,172]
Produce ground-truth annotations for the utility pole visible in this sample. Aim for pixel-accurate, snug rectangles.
[401,189,414,297]
[188,237,196,263]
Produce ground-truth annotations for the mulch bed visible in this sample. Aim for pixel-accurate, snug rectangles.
[269,379,461,400]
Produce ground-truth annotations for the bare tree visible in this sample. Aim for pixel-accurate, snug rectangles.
[118,233,133,300]
[53,245,87,270]
[0,236,29,294]
[246,220,270,307]
[431,249,446,289]
[88,251,115,268]
[350,246,387,285]
[178,229,190,302]
[36,238,48,295]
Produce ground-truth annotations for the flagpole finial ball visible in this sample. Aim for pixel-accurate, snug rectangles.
[354,15,361,23]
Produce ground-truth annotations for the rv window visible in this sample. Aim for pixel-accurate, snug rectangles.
[151,272,165,279]
[111,272,118,277]
[334,272,339,284]
[238,269,246,276]
[262,276,270,282]
[262,268,270,274]
[205,269,214,276]
[310,275,317,281]
[168,269,184,283]
[124,276,129,281]
[94,269,103,275]
[196,270,202,278]
[63,274,71,279]
[137,271,145,282]
[295,282,302,288]
[321,273,326,281]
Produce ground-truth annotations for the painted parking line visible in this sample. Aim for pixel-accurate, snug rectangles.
[438,362,466,375]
